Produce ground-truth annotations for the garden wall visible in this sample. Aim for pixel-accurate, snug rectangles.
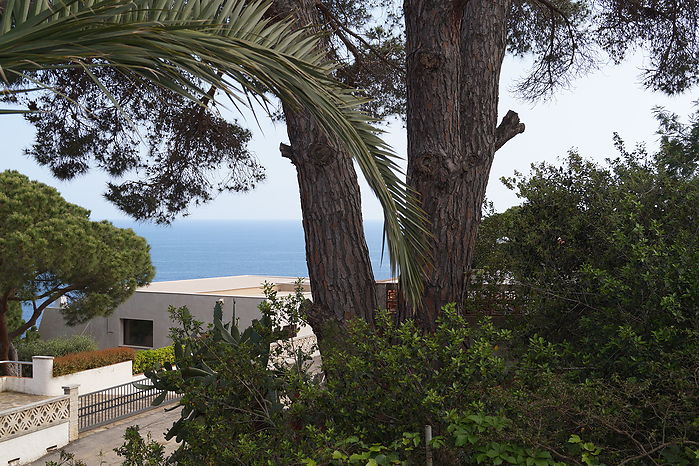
[0,394,72,465]
[0,356,141,396]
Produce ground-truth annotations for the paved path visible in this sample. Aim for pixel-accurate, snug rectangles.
[30,406,182,466]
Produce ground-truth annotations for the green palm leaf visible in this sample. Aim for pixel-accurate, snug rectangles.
[0,0,430,308]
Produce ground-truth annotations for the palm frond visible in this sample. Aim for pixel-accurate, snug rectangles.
[0,0,430,307]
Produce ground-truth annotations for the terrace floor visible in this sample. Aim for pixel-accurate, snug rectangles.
[0,391,51,412]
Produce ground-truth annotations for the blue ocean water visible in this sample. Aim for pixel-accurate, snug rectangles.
[23,220,392,322]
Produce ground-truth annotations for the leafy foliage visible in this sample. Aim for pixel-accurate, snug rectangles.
[0,170,155,326]
[20,67,262,223]
[469,107,699,463]
[311,308,509,444]
[505,0,699,98]
[138,297,557,463]
[316,0,407,119]
[133,346,175,375]
[142,291,442,464]
[114,425,166,466]
[475,107,699,378]
[294,0,699,114]
[0,170,153,367]
[134,297,699,465]
[16,335,97,361]
[139,283,313,464]
[6,301,24,336]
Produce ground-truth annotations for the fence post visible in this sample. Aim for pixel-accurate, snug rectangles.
[425,425,433,466]
[32,355,54,395]
[63,384,80,441]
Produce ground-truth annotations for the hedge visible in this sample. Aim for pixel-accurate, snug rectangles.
[16,335,97,361]
[53,347,135,376]
[133,346,175,374]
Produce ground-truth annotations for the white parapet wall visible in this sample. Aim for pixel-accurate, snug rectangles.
[0,396,71,465]
[1,356,141,396]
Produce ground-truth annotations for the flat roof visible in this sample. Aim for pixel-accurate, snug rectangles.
[137,275,310,298]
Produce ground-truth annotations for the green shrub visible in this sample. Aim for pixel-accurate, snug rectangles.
[474,108,699,381]
[142,284,314,465]
[133,346,175,374]
[16,335,97,361]
[114,425,165,466]
[53,347,135,376]
[143,297,698,465]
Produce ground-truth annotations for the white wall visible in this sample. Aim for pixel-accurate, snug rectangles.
[0,357,141,396]
[39,292,265,350]
[0,422,69,465]
[0,356,55,395]
[50,360,141,396]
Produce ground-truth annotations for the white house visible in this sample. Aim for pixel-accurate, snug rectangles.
[39,275,396,350]
[39,275,313,350]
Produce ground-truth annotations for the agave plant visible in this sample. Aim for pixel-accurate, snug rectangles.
[0,0,429,305]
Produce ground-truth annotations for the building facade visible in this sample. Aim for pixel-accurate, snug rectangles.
[39,275,313,350]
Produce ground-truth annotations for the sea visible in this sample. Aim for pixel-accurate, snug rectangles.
[22,220,392,323]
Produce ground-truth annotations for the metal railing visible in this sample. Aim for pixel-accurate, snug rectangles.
[78,377,180,432]
[0,360,33,377]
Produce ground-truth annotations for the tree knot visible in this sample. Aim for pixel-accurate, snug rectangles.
[309,142,337,167]
[417,51,445,71]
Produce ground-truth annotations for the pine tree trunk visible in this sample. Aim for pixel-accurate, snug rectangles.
[271,0,377,344]
[456,0,513,315]
[403,0,464,329]
[0,297,11,376]
[404,0,517,330]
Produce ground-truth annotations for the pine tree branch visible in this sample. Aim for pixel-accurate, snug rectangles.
[495,110,525,152]
[9,285,80,339]
[532,0,577,56]
[315,2,404,75]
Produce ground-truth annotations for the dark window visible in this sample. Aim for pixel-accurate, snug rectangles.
[122,319,153,347]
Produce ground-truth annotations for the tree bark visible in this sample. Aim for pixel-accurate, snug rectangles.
[7,342,19,376]
[0,294,11,376]
[455,0,514,314]
[403,0,465,329]
[272,0,377,344]
[404,0,521,330]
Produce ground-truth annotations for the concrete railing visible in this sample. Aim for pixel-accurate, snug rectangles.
[0,387,79,465]
[0,394,69,440]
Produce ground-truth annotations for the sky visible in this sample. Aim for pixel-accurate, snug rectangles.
[1,52,695,222]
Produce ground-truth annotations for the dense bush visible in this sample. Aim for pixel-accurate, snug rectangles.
[299,310,697,465]
[16,335,97,361]
[53,347,135,376]
[133,346,175,375]
[140,300,699,465]
[141,285,319,465]
[474,107,699,378]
